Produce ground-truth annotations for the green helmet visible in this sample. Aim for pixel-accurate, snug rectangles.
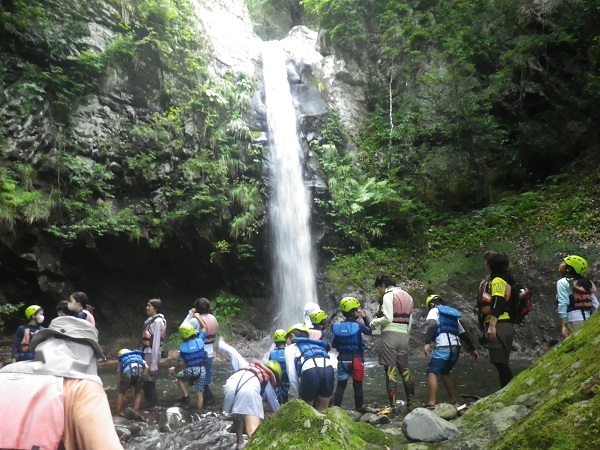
[25,305,42,320]
[286,323,309,338]
[179,323,197,340]
[266,359,282,383]
[564,255,588,276]
[340,297,361,313]
[309,309,327,325]
[273,329,287,343]
[118,348,130,357]
[426,295,442,308]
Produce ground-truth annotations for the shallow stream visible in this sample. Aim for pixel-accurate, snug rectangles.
[100,353,532,427]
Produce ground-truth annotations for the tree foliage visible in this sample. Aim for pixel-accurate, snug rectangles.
[303,0,600,250]
[0,0,263,262]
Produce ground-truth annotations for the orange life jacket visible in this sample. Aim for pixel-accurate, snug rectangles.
[244,361,274,385]
[569,281,595,312]
[20,328,32,353]
[478,280,493,316]
[0,373,65,450]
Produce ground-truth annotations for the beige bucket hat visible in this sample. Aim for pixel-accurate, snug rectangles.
[29,316,105,359]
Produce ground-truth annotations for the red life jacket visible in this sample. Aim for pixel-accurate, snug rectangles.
[0,373,65,449]
[391,288,413,324]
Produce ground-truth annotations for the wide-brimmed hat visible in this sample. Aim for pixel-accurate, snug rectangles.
[29,316,105,359]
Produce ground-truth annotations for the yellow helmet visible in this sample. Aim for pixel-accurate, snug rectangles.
[266,359,282,383]
[25,305,42,320]
[426,295,442,308]
[564,255,588,276]
[309,310,327,325]
[340,297,360,313]
[118,348,130,356]
[273,329,287,343]
[179,323,197,340]
[286,323,309,338]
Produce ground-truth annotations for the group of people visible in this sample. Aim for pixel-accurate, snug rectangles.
[117,296,219,414]
[264,251,598,416]
[0,250,597,449]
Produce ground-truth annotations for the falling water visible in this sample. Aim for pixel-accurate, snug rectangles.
[262,41,318,329]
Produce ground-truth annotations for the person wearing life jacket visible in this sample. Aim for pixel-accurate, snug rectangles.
[423,295,478,407]
[11,304,45,363]
[141,298,167,406]
[223,359,281,450]
[181,296,219,405]
[116,348,148,413]
[284,323,334,412]
[269,328,290,404]
[370,275,415,410]
[478,250,516,388]
[308,309,331,347]
[168,322,207,411]
[331,297,372,411]
[0,316,123,450]
[556,255,599,337]
[67,291,95,326]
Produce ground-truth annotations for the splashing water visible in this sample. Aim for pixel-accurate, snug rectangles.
[262,41,318,329]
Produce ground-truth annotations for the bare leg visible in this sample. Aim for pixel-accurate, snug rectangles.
[195,390,204,411]
[315,396,331,413]
[233,417,245,445]
[133,390,143,410]
[427,373,438,406]
[244,415,261,438]
[441,374,458,404]
[116,392,125,414]
[177,379,189,398]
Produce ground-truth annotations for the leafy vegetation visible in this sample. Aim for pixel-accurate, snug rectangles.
[0,302,24,333]
[302,0,600,259]
[0,0,263,254]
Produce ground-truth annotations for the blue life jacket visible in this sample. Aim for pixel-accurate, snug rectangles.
[269,348,287,375]
[293,337,329,374]
[118,350,145,374]
[179,336,206,367]
[332,321,363,354]
[435,305,461,337]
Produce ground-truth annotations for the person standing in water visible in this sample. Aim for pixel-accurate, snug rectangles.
[141,298,166,406]
[370,275,415,410]
[181,297,218,405]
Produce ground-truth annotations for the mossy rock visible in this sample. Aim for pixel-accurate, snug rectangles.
[455,312,600,449]
[247,402,403,449]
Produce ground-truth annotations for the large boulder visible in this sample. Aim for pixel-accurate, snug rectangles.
[247,401,402,449]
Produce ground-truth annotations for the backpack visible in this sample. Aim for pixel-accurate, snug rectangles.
[508,283,533,324]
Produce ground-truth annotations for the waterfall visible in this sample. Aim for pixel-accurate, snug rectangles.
[262,41,319,329]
